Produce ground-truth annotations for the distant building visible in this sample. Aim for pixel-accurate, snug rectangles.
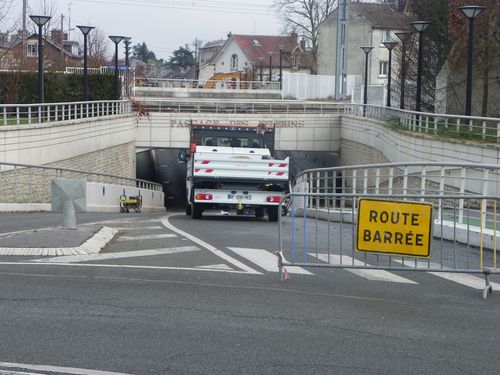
[2,29,82,70]
[198,39,225,71]
[317,2,413,101]
[198,33,312,82]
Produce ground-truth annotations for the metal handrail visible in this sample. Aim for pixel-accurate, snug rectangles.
[0,161,162,191]
[0,100,132,126]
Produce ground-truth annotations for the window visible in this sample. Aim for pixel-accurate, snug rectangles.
[230,54,238,70]
[27,43,38,57]
[379,61,388,76]
[381,30,390,44]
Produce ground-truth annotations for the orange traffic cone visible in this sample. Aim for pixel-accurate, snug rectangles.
[282,267,289,281]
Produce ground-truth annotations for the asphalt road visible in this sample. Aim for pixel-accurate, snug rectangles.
[0,211,499,375]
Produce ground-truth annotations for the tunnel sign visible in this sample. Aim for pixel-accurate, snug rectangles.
[356,199,433,257]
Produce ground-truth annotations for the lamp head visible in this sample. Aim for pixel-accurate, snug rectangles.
[77,25,94,36]
[459,5,486,20]
[395,31,412,43]
[123,37,132,44]
[360,46,374,54]
[108,35,124,44]
[268,51,274,56]
[383,41,398,50]
[278,44,285,51]
[411,21,432,33]
[29,15,51,27]
[257,57,264,62]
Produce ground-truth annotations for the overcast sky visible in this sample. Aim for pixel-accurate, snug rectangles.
[9,0,282,60]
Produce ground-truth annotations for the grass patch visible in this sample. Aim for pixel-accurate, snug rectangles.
[386,118,498,144]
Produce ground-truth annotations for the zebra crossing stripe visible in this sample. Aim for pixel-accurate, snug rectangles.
[118,234,177,241]
[393,259,500,290]
[314,254,418,284]
[227,247,313,275]
[29,246,200,263]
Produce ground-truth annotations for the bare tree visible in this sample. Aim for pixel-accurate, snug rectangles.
[448,0,500,117]
[272,0,337,74]
[88,27,110,67]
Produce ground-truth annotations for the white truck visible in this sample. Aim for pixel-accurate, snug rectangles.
[180,122,290,221]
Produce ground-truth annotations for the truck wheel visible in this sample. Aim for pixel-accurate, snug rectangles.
[268,207,279,222]
[255,207,264,218]
[185,202,192,216]
[191,203,202,219]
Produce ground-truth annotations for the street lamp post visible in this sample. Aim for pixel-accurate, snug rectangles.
[360,46,373,117]
[77,25,94,102]
[382,41,398,108]
[258,57,264,82]
[243,66,249,89]
[411,21,432,113]
[278,44,284,90]
[123,37,131,96]
[29,15,51,103]
[108,35,124,100]
[268,52,274,82]
[395,32,412,110]
[459,5,486,116]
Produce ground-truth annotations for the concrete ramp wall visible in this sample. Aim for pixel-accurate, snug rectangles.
[52,179,165,213]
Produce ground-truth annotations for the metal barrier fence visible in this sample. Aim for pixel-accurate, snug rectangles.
[278,162,500,299]
[0,161,162,204]
[345,104,500,143]
[135,78,281,91]
[138,99,343,114]
[0,100,132,126]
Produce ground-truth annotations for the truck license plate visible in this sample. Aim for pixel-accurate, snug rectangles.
[228,194,252,200]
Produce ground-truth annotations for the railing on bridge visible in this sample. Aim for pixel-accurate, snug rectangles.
[138,98,345,114]
[0,100,132,126]
[278,162,499,299]
[0,161,162,204]
[135,78,281,91]
[346,104,500,143]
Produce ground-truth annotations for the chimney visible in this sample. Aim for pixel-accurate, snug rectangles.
[300,38,306,51]
[51,29,62,44]
[291,31,298,41]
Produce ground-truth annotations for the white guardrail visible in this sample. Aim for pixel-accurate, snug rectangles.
[1,99,499,143]
[0,100,132,126]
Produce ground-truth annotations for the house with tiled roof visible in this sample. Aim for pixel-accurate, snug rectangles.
[317,1,413,102]
[198,33,312,82]
[6,29,82,71]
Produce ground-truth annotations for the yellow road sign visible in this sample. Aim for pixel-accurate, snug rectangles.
[356,199,433,257]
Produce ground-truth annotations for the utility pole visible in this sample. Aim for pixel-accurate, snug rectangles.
[22,0,27,64]
[67,2,73,40]
[60,14,65,62]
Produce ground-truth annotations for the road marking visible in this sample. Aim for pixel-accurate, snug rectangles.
[196,264,234,271]
[30,246,199,263]
[0,262,250,274]
[0,227,118,257]
[161,214,262,275]
[111,226,164,230]
[117,233,177,241]
[314,254,418,284]
[0,362,133,375]
[393,259,500,290]
[228,247,313,275]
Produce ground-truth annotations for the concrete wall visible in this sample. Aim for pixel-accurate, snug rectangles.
[0,114,137,174]
[86,182,164,212]
[135,112,341,152]
[51,179,164,213]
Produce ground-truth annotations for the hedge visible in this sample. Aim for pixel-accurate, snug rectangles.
[0,71,115,104]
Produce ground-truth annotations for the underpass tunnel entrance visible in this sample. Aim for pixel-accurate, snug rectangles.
[136,149,341,208]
